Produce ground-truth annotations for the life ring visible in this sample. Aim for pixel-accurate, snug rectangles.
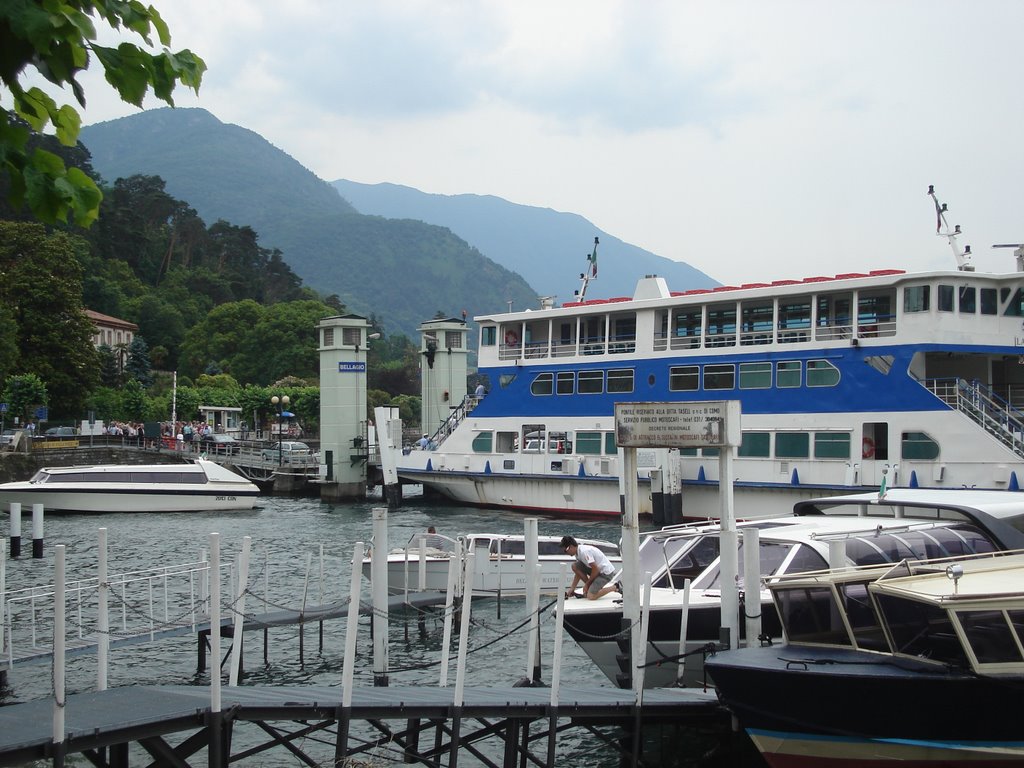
[862,437,875,459]
[504,329,519,346]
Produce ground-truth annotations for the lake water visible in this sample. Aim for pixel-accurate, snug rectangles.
[1,493,754,766]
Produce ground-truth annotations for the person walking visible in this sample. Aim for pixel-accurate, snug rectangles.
[560,535,619,600]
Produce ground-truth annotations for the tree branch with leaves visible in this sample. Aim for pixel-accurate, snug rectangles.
[0,0,205,226]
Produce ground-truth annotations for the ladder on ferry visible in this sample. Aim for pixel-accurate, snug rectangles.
[925,378,1024,460]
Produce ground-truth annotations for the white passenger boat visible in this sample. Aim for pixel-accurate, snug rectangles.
[0,459,260,513]
[364,533,621,597]
[395,191,1024,520]
[561,489,1024,688]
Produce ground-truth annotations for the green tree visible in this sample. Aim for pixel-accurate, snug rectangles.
[125,335,153,387]
[0,1,205,225]
[2,373,47,424]
[120,378,146,421]
[232,300,333,385]
[0,221,99,415]
[97,344,120,387]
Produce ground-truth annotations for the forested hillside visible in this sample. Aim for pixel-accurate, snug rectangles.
[80,108,540,338]
[333,180,720,300]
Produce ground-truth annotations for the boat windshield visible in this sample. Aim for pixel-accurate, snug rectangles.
[29,470,51,483]
[875,593,969,667]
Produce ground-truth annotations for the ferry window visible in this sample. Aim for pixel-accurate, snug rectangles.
[703,363,735,390]
[578,370,604,394]
[669,365,699,391]
[901,431,940,460]
[776,361,801,388]
[481,326,497,346]
[938,284,954,311]
[959,286,976,313]
[611,314,637,353]
[814,432,850,459]
[607,368,634,393]
[471,432,493,452]
[706,304,737,348]
[877,596,967,666]
[548,431,571,454]
[522,426,545,452]
[576,432,603,454]
[604,432,618,454]
[903,286,930,312]
[980,288,998,315]
[738,432,770,457]
[702,447,719,457]
[740,301,774,345]
[806,359,840,387]
[1001,287,1024,316]
[499,373,516,389]
[673,309,702,348]
[776,432,810,458]
[739,361,771,389]
[556,372,575,395]
[778,296,812,330]
[679,447,698,456]
[530,373,553,396]
[958,610,1022,664]
[817,293,851,339]
[496,431,518,452]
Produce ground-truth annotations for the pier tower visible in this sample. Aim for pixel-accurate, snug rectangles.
[318,314,374,500]
[419,318,469,437]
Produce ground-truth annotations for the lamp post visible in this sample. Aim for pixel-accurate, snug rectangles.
[270,395,290,466]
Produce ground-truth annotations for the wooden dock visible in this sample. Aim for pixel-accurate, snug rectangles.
[0,681,724,767]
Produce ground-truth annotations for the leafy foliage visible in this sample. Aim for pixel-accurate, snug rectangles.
[1,373,47,423]
[0,0,205,225]
[0,221,99,415]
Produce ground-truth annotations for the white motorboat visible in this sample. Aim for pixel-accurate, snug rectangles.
[0,459,260,513]
[561,489,1024,688]
[364,533,621,597]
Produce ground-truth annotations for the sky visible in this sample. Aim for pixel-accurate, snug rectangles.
[27,1,1024,285]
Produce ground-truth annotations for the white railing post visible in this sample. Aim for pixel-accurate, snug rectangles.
[342,542,363,706]
[229,536,251,687]
[209,533,221,714]
[97,528,109,691]
[52,545,66,754]
[742,528,761,648]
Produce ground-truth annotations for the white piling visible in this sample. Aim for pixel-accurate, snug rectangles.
[31,503,43,559]
[524,519,539,681]
[438,548,459,687]
[718,445,739,650]
[209,532,221,714]
[342,542,363,706]
[742,528,761,648]
[418,535,427,592]
[371,507,389,686]
[52,545,66,750]
[9,502,21,558]
[620,447,643,687]
[675,579,691,686]
[635,571,653,699]
[97,528,109,691]
[453,553,474,707]
[550,564,567,705]
[229,536,251,687]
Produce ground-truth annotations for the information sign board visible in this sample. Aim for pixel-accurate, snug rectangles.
[615,401,740,448]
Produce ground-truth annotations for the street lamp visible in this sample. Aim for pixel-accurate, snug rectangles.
[270,395,291,466]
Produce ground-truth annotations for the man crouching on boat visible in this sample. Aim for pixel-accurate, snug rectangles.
[561,535,620,600]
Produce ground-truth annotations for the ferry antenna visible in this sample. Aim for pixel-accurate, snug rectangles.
[928,185,974,272]
[575,236,599,300]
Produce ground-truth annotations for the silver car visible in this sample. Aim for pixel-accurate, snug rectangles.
[262,441,312,463]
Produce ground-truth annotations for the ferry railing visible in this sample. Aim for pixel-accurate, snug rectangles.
[925,377,1024,459]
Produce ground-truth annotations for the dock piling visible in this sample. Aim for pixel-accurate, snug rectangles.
[8,502,21,558]
[31,503,43,559]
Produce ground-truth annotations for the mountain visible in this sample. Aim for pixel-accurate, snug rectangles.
[79,108,539,339]
[332,180,719,299]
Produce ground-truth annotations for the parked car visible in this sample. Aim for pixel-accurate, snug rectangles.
[199,433,239,455]
[43,426,78,437]
[0,429,16,447]
[262,441,312,463]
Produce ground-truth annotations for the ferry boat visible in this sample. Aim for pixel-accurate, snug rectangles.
[364,532,621,597]
[0,459,260,513]
[560,488,1024,688]
[706,548,1024,767]
[395,190,1024,519]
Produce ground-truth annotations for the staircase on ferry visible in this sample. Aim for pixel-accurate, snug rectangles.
[925,378,1024,460]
